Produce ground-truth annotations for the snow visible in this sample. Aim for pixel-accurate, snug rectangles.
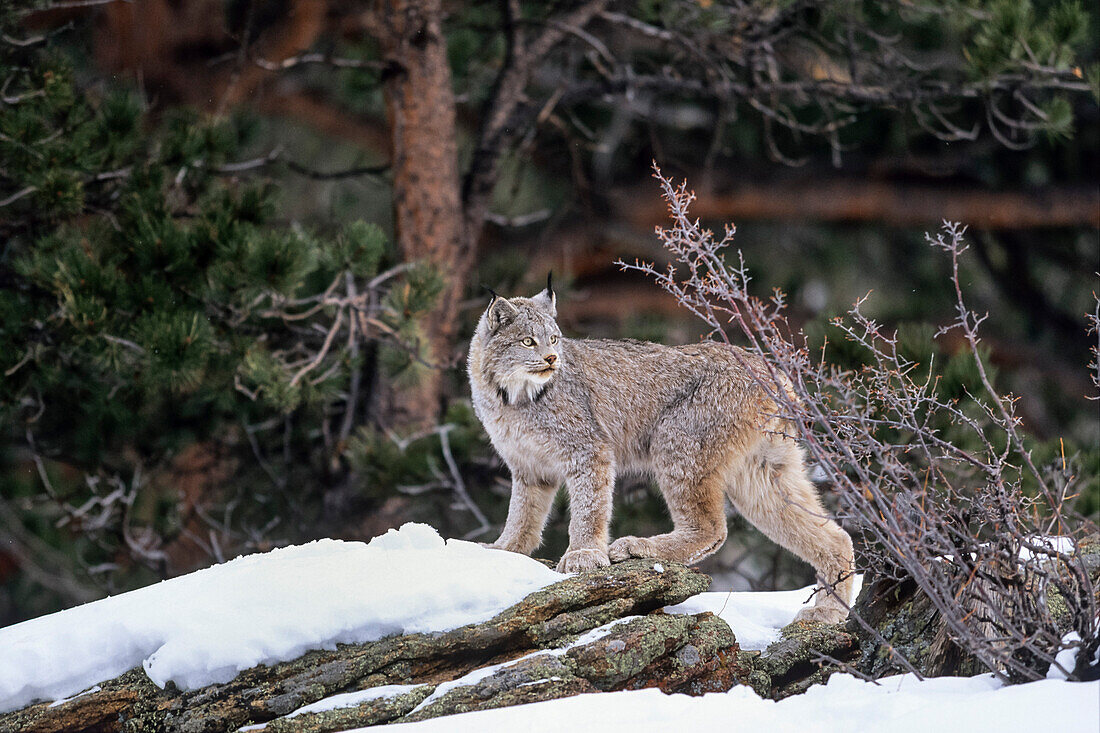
[565,615,642,647]
[287,684,422,717]
[665,574,864,650]
[1048,633,1082,680]
[0,523,564,713]
[518,676,562,688]
[1047,632,1100,681]
[46,685,100,708]
[4,522,1097,733]
[1020,536,1075,561]
[376,672,1100,733]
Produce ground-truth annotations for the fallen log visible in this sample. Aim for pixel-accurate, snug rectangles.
[0,560,756,733]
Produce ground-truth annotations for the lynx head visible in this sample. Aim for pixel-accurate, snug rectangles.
[473,274,562,404]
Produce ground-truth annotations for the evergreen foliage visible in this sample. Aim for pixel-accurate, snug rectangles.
[0,21,444,612]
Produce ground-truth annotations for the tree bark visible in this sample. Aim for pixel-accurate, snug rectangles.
[92,0,329,108]
[373,0,468,427]
[345,1,616,428]
[614,179,1100,230]
[0,560,724,733]
[371,0,611,428]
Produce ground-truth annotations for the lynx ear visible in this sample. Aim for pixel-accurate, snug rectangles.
[531,271,557,317]
[487,295,519,330]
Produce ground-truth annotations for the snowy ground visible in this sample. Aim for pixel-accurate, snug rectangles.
[0,523,563,712]
[381,672,1098,733]
[2,523,1097,732]
[665,575,864,651]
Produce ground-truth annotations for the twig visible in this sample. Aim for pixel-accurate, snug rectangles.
[212,151,389,179]
[102,333,145,353]
[385,424,492,540]
[251,52,384,71]
[18,0,130,15]
[338,273,361,445]
[289,309,344,387]
[4,350,33,377]
[484,209,552,227]
[626,165,1098,683]
[0,185,36,207]
[810,649,882,685]
[438,425,491,540]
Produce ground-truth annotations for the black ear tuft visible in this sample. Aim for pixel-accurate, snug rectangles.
[487,295,519,330]
[531,274,557,317]
[481,283,500,303]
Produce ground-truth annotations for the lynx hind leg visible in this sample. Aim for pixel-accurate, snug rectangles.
[727,437,855,625]
[609,472,728,566]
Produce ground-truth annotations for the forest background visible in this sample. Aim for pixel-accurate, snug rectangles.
[1,0,1097,626]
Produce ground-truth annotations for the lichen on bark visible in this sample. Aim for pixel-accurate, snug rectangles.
[0,559,721,733]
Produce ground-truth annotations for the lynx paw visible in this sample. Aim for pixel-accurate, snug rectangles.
[608,536,658,562]
[481,541,529,554]
[557,548,610,573]
[793,603,848,625]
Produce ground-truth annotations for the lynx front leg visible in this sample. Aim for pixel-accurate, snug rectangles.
[489,472,559,555]
[558,455,615,573]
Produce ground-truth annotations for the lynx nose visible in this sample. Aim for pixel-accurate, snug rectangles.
[544,354,557,365]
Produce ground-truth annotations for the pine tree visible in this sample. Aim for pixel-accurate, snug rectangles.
[0,16,445,617]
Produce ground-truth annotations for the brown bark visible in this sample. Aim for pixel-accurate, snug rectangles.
[0,560,717,733]
[371,0,467,427]
[92,0,329,109]
[155,442,238,575]
[615,179,1100,230]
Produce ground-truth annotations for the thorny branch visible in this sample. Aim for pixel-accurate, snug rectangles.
[620,165,1099,683]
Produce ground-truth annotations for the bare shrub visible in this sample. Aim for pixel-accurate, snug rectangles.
[620,165,1099,683]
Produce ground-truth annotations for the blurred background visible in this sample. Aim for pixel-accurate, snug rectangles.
[1,0,1097,625]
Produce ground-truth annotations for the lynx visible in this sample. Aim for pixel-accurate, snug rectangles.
[467,279,855,624]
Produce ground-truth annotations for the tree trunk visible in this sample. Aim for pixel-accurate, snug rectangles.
[374,0,469,428]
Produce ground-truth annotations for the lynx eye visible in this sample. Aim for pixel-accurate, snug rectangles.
[549,335,559,344]
[521,337,536,348]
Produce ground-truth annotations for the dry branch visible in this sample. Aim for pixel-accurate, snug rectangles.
[621,165,1099,682]
[614,180,1100,230]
